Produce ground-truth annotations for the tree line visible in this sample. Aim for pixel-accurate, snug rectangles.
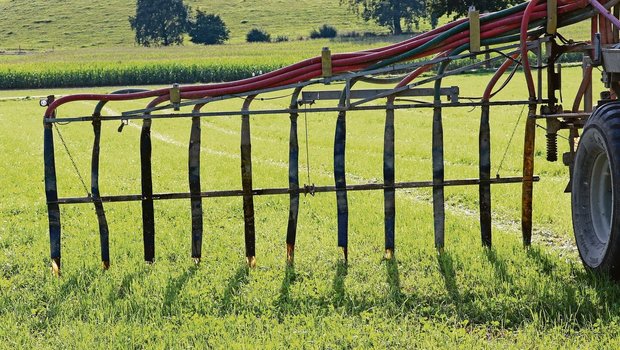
[341,0,520,35]
[129,0,520,46]
[129,0,230,46]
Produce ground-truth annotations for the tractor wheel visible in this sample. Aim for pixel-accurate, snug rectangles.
[572,102,620,278]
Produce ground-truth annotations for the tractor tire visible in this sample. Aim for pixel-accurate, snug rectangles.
[572,102,620,278]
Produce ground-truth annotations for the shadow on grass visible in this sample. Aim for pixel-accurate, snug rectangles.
[71,246,620,330]
[385,257,403,303]
[161,264,198,316]
[274,263,297,320]
[527,246,558,275]
[485,248,513,284]
[218,264,249,316]
[332,260,348,306]
[59,265,100,295]
[437,251,460,304]
[108,265,152,303]
[42,265,101,325]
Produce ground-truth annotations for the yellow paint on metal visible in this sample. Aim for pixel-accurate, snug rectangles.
[322,47,332,78]
[170,83,181,110]
[469,8,481,53]
[547,0,558,35]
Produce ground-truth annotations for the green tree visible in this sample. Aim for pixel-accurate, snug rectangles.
[188,10,230,45]
[246,28,271,43]
[340,0,424,35]
[427,0,520,24]
[129,0,189,46]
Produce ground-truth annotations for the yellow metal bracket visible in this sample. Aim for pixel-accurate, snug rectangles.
[547,0,558,35]
[469,7,481,53]
[322,47,332,78]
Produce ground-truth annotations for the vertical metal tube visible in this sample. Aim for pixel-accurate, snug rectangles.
[189,115,203,263]
[432,106,445,250]
[521,106,537,246]
[91,115,110,269]
[241,96,257,267]
[479,104,492,247]
[140,116,155,262]
[43,96,61,276]
[286,88,303,264]
[384,98,396,258]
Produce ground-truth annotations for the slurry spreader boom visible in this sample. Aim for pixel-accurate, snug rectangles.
[41,0,620,278]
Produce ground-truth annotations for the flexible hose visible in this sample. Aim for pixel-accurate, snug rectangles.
[44,0,598,117]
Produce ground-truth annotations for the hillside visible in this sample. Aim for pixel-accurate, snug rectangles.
[0,0,593,89]
[0,0,387,49]
[0,0,593,51]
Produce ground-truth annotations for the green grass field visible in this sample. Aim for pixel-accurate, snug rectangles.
[0,0,593,90]
[0,3,592,91]
[1,0,618,347]
[0,0,387,49]
[0,0,592,50]
[3,66,620,348]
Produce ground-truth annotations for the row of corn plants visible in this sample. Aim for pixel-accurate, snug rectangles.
[0,63,283,89]
[0,51,584,89]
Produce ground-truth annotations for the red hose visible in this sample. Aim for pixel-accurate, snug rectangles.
[520,0,541,99]
[483,53,521,100]
[44,0,591,117]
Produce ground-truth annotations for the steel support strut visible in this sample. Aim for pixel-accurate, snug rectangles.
[92,110,110,269]
[286,87,303,264]
[522,105,537,246]
[43,95,61,276]
[384,98,396,259]
[334,81,356,261]
[140,114,155,263]
[479,104,492,247]
[433,62,448,251]
[241,95,257,267]
[432,105,445,250]
[189,113,203,263]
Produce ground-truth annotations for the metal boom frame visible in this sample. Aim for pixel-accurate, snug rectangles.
[44,37,599,275]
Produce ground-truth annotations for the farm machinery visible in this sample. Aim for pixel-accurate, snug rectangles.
[41,0,620,278]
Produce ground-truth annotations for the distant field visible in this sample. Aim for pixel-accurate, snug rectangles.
[0,0,590,50]
[0,37,408,69]
[0,0,386,49]
[0,38,412,88]
[2,67,620,347]
[0,0,595,91]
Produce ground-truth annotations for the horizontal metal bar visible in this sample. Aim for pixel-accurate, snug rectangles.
[52,176,539,205]
[533,112,591,119]
[301,87,459,102]
[44,100,546,124]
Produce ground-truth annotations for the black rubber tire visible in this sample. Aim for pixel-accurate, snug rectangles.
[572,102,620,279]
